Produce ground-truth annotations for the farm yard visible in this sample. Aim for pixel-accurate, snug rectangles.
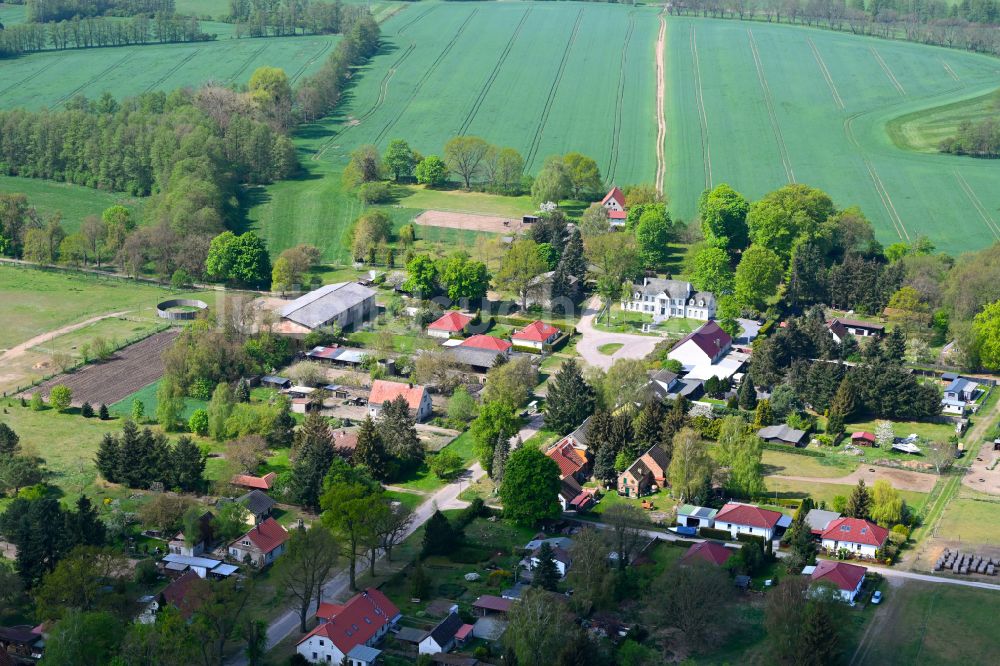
[665,16,1000,256]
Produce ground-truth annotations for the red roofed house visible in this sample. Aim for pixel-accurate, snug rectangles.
[810,560,867,603]
[460,334,512,357]
[231,472,277,491]
[851,431,876,447]
[297,588,400,665]
[228,517,289,567]
[472,595,513,616]
[427,311,474,339]
[681,541,734,567]
[545,438,591,483]
[821,517,889,559]
[157,570,211,621]
[511,320,561,350]
[367,379,433,422]
[667,321,732,371]
[714,502,785,541]
[601,187,627,226]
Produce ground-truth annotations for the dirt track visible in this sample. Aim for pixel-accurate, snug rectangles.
[28,329,179,407]
[654,10,666,196]
[770,464,938,493]
[0,311,130,362]
[414,209,520,234]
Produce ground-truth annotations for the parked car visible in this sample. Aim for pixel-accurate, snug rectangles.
[872,590,882,604]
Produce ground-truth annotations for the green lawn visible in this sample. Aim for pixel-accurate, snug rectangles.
[0,175,144,234]
[666,16,1000,256]
[854,581,1000,666]
[761,448,858,479]
[597,342,623,355]
[934,496,1000,545]
[109,379,209,422]
[396,185,535,218]
[764,478,929,512]
[887,89,999,153]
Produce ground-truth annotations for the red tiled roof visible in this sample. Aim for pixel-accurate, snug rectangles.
[298,588,400,655]
[455,624,474,641]
[512,320,560,343]
[369,380,426,411]
[316,602,345,620]
[811,560,867,592]
[601,187,625,207]
[231,472,277,490]
[428,311,474,331]
[237,517,289,554]
[671,321,732,359]
[473,595,512,613]
[546,440,587,479]
[160,570,209,620]
[460,335,512,352]
[332,430,359,450]
[715,502,783,530]
[852,432,876,443]
[681,541,733,566]
[821,517,889,548]
[608,209,627,220]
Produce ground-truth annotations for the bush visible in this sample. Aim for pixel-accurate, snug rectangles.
[48,385,72,412]
[189,409,209,436]
[189,378,213,401]
[455,498,485,530]
[428,450,465,480]
[133,559,159,585]
[736,532,766,545]
[699,527,733,541]
[358,181,392,204]
[30,392,45,411]
[488,569,513,588]
[81,402,94,418]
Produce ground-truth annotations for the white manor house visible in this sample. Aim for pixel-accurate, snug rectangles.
[623,278,716,321]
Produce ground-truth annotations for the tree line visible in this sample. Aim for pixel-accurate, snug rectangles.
[670,0,1000,57]
[24,0,175,23]
[0,13,211,54]
[227,0,353,37]
[939,118,1000,157]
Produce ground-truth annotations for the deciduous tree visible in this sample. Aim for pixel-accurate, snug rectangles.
[500,447,560,526]
[274,526,339,633]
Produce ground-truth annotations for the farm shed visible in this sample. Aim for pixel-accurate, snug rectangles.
[278,282,376,334]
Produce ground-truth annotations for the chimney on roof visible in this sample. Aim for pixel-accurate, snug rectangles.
[408,382,413,389]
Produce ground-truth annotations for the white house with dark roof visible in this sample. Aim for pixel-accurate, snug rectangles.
[418,612,464,655]
[623,278,715,321]
[277,282,376,334]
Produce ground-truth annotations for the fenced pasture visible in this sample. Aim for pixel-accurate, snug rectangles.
[665,16,1000,255]
[0,33,339,110]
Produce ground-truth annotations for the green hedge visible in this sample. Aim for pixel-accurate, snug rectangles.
[736,533,766,545]
[762,442,826,458]
[699,527,733,541]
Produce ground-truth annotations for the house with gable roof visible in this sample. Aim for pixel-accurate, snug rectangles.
[820,517,889,558]
[228,517,289,567]
[511,320,561,350]
[617,445,669,498]
[297,588,400,665]
[667,320,750,383]
[714,502,788,541]
[276,282,376,335]
[459,335,512,357]
[828,318,884,344]
[418,611,465,655]
[623,278,716,321]
[545,435,594,511]
[367,379,433,422]
[601,186,628,227]
[809,560,867,603]
[681,541,733,567]
[427,312,475,339]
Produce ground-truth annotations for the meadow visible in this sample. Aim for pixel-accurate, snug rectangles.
[887,90,999,153]
[0,175,143,233]
[665,16,1000,255]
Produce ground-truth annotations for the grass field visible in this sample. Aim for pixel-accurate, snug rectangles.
[0,33,339,109]
[0,175,143,233]
[853,581,1000,666]
[887,89,999,153]
[109,378,209,422]
[665,16,1000,255]
[0,265,209,351]
[764,478,929,511]
[934,496,1000,544]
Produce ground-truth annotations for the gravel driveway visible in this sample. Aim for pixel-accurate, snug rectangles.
[575,297,664,370]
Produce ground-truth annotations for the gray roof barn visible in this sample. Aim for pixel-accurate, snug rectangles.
[757,424,807,446]
[238,490,276,518]
[279,282,376,329]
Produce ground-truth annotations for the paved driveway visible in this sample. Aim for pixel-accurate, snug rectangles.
[575,297,664,370]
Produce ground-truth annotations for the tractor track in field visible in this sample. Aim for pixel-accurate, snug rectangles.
[942,60,961,82]
[871,46,906,96]
[313,42,415,160]
[808,37,844,110]
[843,112,909,241]
[395,3,438,35]
[227,43,269,83]
[607,12,637,187]
[953,169,1000,240]
[747,28,795,183]
[456,7,532,137]
[0,55,63,98]
[651,11,664,195]
[51,48,137,108]
[525,8,585,172]
[143,48,201,93]
[290,39,333,84]
[689,26,712,190]
[371,8,479,147]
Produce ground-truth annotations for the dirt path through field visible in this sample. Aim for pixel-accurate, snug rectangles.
[770,464,937,493]
[654,10,666,196]
[0,310,130,363]
[961,393,1000,494]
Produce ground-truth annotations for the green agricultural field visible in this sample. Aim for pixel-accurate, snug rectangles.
[665,16,1000,255]
[0,33,339,110]
[887,89,999,152]
[246,1,660,261]
[0,2,27,25]
[110,378,209,422]
[934,496,1000,545]
[0,175,143,233]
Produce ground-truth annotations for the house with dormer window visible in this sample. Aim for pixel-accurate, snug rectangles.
[623,278,715,321]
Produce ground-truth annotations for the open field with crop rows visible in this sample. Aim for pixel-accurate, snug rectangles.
[665,16,1000,255]
[0,33,339,109]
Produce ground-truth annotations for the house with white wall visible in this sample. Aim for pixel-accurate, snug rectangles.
[820,517,889,559]
[809,560,867,604]
[296,589,400,665]
[714,502,786,541]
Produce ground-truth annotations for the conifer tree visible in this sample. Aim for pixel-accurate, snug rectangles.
[633,400,666,449]
[80,402,94,418]
[422,510,458,557]
[377,395,423,467]
[752,399,773,429]
[64,496,106,547]
[0,423,20,456]
[95,432,122,483]
[543,359,595,435]
[829,376,859,421]
[660,394,689,453]
[492,434,510,486]
[738,377,758,410]
[559,228,587,287]
[352,416,389,481]
[170,436,207,491]
[98,404,109,420]
[845,479,872,519]
[235,378,251,403]
[533,542,560,591]
[292,412,335,510]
